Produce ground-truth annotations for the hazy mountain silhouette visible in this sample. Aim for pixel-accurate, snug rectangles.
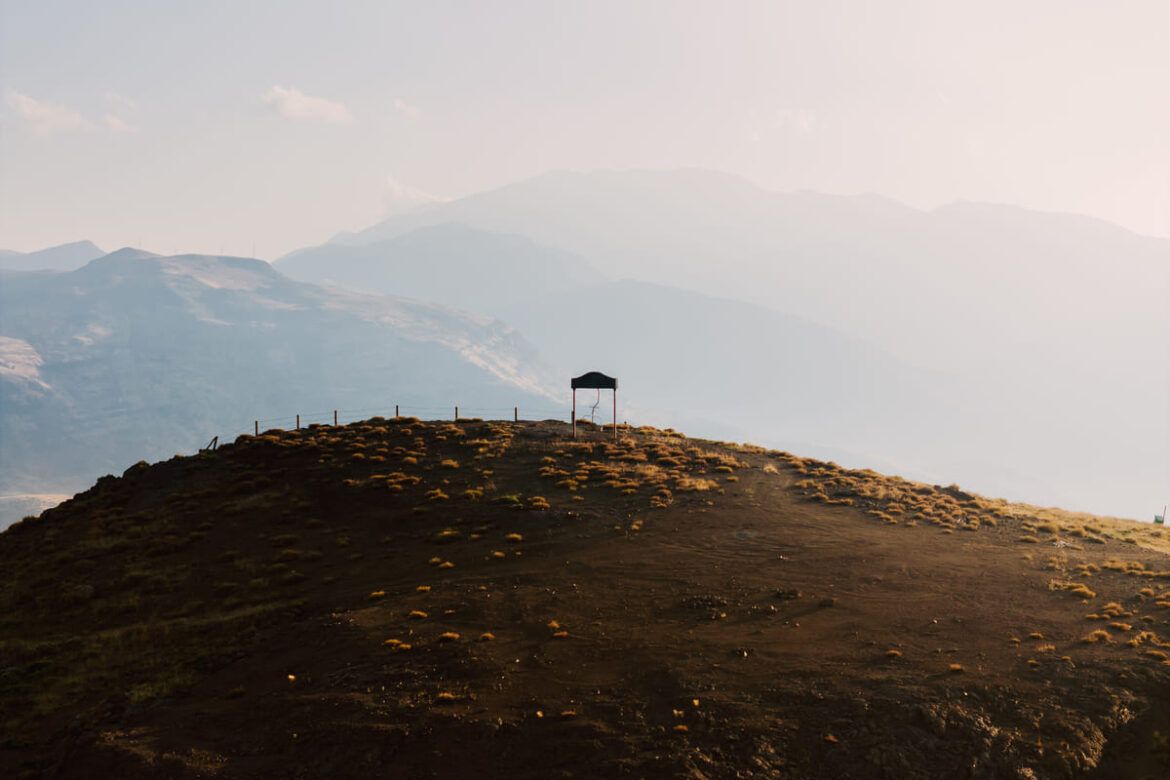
[0,240,105,272]
[278,223,603,318]
[338,169,1166,370]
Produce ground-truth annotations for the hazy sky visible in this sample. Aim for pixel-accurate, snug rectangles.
[3,0,1168,258]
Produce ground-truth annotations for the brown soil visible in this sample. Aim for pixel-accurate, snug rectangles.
[3,419,1170,779]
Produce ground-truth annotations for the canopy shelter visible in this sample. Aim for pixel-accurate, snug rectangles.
[571,371,618,439]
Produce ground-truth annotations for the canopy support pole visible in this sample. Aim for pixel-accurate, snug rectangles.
[613,390,617,440]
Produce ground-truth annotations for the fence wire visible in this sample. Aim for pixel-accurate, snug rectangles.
[239,402,594,442]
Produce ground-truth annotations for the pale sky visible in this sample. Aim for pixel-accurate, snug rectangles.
[2,0,1168,258]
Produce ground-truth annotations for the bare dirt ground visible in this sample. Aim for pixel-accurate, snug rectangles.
[2,419,1169,778]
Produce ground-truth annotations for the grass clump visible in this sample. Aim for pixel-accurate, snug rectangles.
[1049,581,1096,599]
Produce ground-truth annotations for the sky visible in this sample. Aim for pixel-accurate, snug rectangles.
[2,0,1169,258]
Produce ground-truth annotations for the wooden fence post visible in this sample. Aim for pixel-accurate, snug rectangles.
[455,406,459,420]
[254,420,259,436]
[395,404,399,418]
[613,390,618,441]
[333,410,338,426]
[514,406,518,422]
[296,414,300,430]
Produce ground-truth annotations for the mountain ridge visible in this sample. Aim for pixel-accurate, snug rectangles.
[0,240,106,272]
[0,250,560,509]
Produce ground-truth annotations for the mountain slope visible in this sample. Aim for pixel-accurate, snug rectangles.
[339,169,1168,371]
[0,250,558,506]
[278,223,604,318]
[2,419,1167,778]
[0,240,105,272]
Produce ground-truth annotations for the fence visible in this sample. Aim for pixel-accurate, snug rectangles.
[243,403,579,439]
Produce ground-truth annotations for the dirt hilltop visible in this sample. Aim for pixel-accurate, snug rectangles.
[3,418,1169,779]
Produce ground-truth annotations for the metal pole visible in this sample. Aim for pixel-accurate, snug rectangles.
[254,420,259,436]
[455,406,459,420]
[395,404,399,418]
[296,414,300,430]
[333,410,338,426]
[514,406,518,422]
[613,390,618,440]
[572,389,577,438]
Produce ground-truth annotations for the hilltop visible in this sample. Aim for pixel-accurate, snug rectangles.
[2,419,1169,778]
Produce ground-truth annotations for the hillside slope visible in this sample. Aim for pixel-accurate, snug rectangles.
[2,419,1169,778]
[278,223,604,319]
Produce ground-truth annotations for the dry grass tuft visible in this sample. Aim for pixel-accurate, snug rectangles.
[1049,581,1096,599]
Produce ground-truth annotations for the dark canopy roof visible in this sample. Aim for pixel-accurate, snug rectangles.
[571,371,617,390]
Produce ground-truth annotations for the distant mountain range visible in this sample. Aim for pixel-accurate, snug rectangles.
[0,240,105,272]
[0,248,558,511]
[4,169,1167,521]
[328,169,1168,374]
